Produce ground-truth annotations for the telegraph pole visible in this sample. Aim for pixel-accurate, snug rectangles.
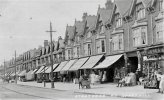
[46,22,56,88]
[15,50,17,84]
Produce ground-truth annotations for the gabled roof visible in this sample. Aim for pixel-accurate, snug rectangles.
[129,0,151,16]
[85,15,97,30]
[97,7,113,25]
[137,0,151,7]
[53,41,58,51]
[75,21,85,36]
[45,46,49,54]
[57,38,65,50]
[65,26,75,40]
[114,0,134,16]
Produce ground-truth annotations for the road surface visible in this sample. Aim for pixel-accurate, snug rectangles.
[0,79,151,100]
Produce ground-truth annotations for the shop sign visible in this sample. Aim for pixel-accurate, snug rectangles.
[147,47,163,55]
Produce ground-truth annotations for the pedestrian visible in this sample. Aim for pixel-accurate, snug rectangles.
[156,72,162,92]
[117,76,125,87]
[90,71,95,85]
[159,74,164,94]
[79,75,83,89]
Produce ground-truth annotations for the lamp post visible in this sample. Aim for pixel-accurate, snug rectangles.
[46,22,55,88]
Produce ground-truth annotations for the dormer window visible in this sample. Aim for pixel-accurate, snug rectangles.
[159,0,164,11]
[136,3,145,20]
[115,13,122,28]
[87,32,92,38]
[100,25,105,34]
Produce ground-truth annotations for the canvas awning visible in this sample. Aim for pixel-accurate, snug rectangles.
[26,70,34,80]
[10,72,16,76]
[18,70,26,76]
[60,59,77,71]
[53,61,68,72]
[31,69,38,74]
[40,66,49,73]
[35,66,45,74]
[80,55,104,69]
[94,54,123,69]
[69,57,89,71]
[45,64,59,73]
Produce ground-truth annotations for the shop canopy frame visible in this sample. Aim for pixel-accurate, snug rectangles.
[60,59,77,72]
[69,57,89,71]
[53,61,68,72]
[80,55,104,69]
[18,70,26,77]
[35,66,46,74]
[45,63,59,73]
[94,54,123,69]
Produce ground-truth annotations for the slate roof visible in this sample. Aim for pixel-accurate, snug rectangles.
[53,41,58,51]
[75,21,85,36]
[85,15,97,30]
[137,0,151,7]
[65,26,75,40]
[97,8,113,25]
[58,39,65,49]
[114,0,134,16]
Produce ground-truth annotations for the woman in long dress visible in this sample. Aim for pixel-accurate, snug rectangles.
[159,74,164,93]
[90,72,95,85]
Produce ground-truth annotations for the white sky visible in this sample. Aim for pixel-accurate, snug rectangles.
[0,0,107,65]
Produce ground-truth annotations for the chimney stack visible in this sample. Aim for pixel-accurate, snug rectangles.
[44,40,48,47]
[82,12,88,22]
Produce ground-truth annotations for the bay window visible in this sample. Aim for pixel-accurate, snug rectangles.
[156,21,164,43]
[68,49,71,59]
[133,26,147,47]
[112,34,123,51]
[77,47,80,57]
[101,40,106,53]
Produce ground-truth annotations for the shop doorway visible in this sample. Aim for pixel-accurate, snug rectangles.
[106,67,114,82]
[128,57,138,73]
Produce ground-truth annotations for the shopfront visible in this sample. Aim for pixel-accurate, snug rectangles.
[141,45,164,79]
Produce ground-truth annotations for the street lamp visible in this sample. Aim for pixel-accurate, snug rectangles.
[46,22,56,88]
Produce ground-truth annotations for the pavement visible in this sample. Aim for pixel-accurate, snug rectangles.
[15,81,164,99]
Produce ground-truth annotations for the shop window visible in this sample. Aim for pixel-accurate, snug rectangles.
[136,3,145,20]
[115,13,122,28]
[159,0,164,11]
[101,39,106,53]
[156,21,164,43]
[112,34,123,51]
[133,26,147,47]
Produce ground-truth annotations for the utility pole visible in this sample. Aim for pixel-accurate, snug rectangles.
[46,22,56,88]
[15,50,17,84]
